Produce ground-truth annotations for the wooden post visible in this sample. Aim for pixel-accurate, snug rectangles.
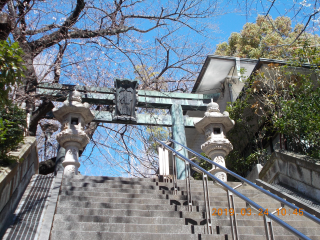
[170,104,188,180]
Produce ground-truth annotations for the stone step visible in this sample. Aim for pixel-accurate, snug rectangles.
[53,214,187,225]
[58,195,171,205]
[61,184,263,199]
[62,182,160,189]
[71,176,158,183]
[62,180,255,191]
[68,176,261,192]
[61,186,177,195]
[53,212,309,226]
[51,221,320,237]
[59,190,271,202]
[58,193,279,207]
[51,219,320,239]
[210,218,320,228]
[61,183,279,202]
[56,200,307,222]
[55,207,203,219]
[210,212,315,221]
[52,222,205,234]
[219,225,320,236]
[53,176,320,240]
[61,185,261,196]
[50,231,228,240]
[165,182,256,189]
[237,235,320,240]
[66,176,227,186]
[56,205,291,218]
[56,200,197,211]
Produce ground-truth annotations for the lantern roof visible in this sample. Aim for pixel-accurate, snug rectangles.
[194,100,235,134]
[53,90,94,124]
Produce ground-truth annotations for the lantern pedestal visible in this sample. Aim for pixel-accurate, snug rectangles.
[194,100,235,182]
[53,90,94,177]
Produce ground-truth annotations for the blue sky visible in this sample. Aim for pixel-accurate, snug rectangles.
[71,0,320,177]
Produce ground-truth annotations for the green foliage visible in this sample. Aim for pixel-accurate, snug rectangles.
[146,125,170,154]
[272,45,320,158]
[193,153,212,180]
[0,40,26,166]
[215,16,320,176]
[0,103,26,166]
[215,15,320,60]
[0,39,25,107]
[134,65,168,91]
[135,65,171,155]
[225,43,320,177]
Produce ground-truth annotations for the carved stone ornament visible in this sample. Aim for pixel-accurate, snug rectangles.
[215,172,227,182]
[64,165,77,177]
[214,156,225,165]
[194,100,235,183]
[113,79,138,122]
[56,131,90,150]
[52,89,94,124]
[194,99,235,134]
[201,139,233,157]
[204,126,212,140]
[53,90,94,177]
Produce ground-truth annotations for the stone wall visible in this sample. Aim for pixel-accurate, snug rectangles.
[0,137,39,236]
[259,150,320,202]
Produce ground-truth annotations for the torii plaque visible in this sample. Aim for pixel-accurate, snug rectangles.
[113,79,138,122]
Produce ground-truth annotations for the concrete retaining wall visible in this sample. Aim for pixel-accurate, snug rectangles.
[259,150,320,202]
[0,137,38,236]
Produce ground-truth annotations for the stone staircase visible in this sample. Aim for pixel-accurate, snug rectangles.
[49,175,320,240]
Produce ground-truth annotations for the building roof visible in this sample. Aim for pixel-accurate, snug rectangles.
[192,55,258,95]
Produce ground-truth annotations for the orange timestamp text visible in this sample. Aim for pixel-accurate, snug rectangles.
[212,208,304,216]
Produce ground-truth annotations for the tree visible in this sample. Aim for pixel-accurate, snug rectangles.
[0,39,26,166]
[0,39,25,106]
[0,0,222,136]
[0,0,225,176]
[0,104,26,166]
[220,34,320,176]
[215,15,320,60]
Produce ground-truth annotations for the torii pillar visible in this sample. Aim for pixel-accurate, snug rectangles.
[171,104,189,180]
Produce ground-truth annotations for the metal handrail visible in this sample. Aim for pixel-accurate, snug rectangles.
[154,137,317,240]
[171,138,320,225]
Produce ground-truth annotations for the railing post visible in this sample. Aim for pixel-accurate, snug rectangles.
[156,138,315,240]
[185,162,192,211]
[227,190,239,240]
[264,215,275,240]
[202,173,212,234]
[172,152,178,195]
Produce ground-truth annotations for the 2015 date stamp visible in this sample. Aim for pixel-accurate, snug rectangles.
[212,208,304,216]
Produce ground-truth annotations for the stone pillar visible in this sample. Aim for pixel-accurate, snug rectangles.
[194,100,235,182]
[62,143,81,175]
[55,145,65,175]
[53,90,94,177]
[170,104,188,180]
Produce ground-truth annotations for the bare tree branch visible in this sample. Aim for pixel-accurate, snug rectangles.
[53,42,68,83]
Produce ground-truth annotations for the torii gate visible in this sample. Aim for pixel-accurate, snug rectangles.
[37,80,220,179]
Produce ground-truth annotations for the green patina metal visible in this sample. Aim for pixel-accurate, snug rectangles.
[38,83,219,100]
[38,88,213,111]
[37,81,219,180]
[93,111,201,128]
[170,104,189,180]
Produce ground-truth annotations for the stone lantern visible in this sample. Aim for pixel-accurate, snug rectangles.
[53,90,94,177]
[194,100,235,182]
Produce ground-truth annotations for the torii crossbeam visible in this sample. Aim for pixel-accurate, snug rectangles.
[37,81,220,179]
